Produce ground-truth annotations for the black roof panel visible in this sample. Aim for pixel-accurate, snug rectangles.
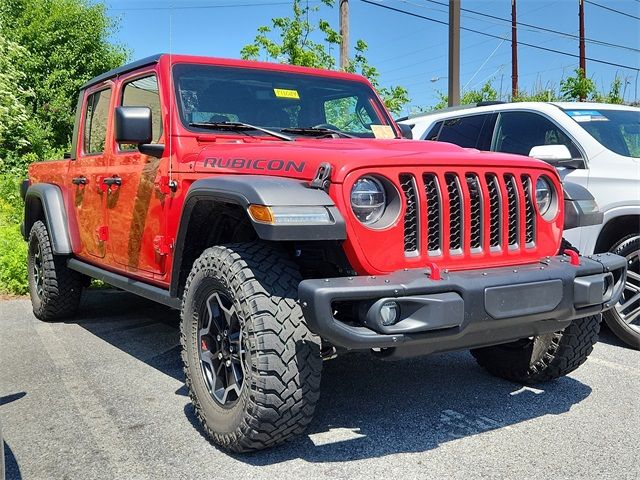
[80,54,164,90]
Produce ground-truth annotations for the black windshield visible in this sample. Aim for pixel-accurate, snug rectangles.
[173,64,395,138]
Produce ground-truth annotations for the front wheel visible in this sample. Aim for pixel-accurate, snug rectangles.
[471,315,601,384]
[180,242,322,452]
[603,235,640,350]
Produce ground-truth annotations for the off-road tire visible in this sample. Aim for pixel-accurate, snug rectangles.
[27,220,83,320]
[470,315,601,384]
[603,235,640,350]
[180,242,322,452]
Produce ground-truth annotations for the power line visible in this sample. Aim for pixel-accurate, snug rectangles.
[418,0,640,53]
[584,0,640,21]
[108,1,317,11]
[359,0,640,71]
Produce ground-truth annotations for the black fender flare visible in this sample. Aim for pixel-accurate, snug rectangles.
[562,181,603,230]
[170,175,347,295]
[22,183,73,254]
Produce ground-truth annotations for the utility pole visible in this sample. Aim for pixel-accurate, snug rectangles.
[579,0,586,75]
[578,0,586,100]
[448,0,460,106]
[339,0,349,70]
[511,0,518,99]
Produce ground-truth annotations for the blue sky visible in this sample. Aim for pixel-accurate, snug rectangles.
[104,0,640,115]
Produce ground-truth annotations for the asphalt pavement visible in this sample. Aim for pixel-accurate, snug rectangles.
[1,290,638,480]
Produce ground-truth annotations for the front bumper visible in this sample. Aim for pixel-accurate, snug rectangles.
[298,253,627,358]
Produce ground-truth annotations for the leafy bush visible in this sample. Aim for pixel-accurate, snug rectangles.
[0,174,27,295]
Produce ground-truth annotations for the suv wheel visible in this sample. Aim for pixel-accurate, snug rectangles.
[28,220,83,320]
[470,315,600,384]
[180,242,322,452]
[604,235,640,350]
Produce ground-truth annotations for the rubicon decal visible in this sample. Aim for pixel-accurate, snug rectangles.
[203,157,305,173]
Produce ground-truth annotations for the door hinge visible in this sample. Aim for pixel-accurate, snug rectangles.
[153,235,174,255]
[155,175,178,195]
[96,225,109,242]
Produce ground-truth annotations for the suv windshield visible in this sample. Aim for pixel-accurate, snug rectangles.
[564,108,640,158]
[173,64,395,138]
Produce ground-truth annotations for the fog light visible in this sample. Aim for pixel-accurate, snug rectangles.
[380,301,400,326]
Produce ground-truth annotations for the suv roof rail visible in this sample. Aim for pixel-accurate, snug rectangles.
[476,100,506,107]
[397,101,509,122]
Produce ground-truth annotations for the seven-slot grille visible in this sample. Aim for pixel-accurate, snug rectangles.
[399,171,538,256]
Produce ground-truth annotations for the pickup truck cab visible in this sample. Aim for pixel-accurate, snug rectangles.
[22,55,626,452]
[399,102,640,348]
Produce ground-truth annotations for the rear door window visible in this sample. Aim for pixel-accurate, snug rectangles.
[492,111,581,158]
[433,114,492,149]
[83,88,112,155]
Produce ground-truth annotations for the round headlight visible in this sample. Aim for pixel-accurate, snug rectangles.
[351,176,386,225]
[535,177,553,215]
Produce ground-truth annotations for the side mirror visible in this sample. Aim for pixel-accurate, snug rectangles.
[398,123,413,139]
[114,106,164,158]
[528,144,572,164]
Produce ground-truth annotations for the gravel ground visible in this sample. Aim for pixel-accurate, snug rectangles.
[1,290,638,480]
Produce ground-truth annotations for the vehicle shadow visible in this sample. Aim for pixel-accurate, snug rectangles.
[3,441,21,480]
[74,290,592,463]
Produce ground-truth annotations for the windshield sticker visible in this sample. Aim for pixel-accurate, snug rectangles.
[566,110,609,122]
[273,88,300,100]
[371,124,395,139]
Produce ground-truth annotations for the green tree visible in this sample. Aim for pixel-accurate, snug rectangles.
[0,32,31,168]
[431,81,498,110]
[0,0,128,159]
[560,68,596,101]
[240,0,408,113]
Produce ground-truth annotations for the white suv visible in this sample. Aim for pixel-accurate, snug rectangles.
[400,102,640,348]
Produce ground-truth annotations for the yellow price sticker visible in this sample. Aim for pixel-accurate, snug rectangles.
[274,88,300,99]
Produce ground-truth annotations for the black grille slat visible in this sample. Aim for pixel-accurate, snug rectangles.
[521,175,536,245]
[423,174,441,252]
[504,174,519,247]
[400,174,419,254]
[486,174,502,248]
[466,174,482,250]
[445,173,463,252]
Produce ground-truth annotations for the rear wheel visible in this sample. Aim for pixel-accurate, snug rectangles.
[471,315,601,384]
[180,242,322,452]
[28,220,83,320]
[603,235,640,349]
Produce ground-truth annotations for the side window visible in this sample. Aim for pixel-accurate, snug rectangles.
[436,114,490,148]
[83,88,112,155]
[121,75,162,150]
[493,111,581,158]
[424,121,443,140]
[324,96,373,133]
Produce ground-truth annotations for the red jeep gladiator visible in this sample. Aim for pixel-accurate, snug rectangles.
[21,54,626,452]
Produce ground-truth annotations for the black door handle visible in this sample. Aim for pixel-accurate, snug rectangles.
[72,176,88,185]
[102,176,122,187]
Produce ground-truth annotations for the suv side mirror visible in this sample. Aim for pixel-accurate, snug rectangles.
[529,144,572,162]
[398,123,413,139]
[114,106,164,158]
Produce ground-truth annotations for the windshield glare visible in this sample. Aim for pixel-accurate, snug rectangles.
[173,64,393,138]
[564,108,640,158]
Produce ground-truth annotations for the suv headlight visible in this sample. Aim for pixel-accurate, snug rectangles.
[351,176,386,225]
[535,176,553,215]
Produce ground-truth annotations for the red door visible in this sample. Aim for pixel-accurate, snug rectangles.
[106,71,168,276]
[68,84,114,260]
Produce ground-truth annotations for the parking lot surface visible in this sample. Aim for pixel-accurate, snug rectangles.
[1,290,638,480]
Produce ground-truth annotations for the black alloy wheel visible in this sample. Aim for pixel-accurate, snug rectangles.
[198,291,246,406]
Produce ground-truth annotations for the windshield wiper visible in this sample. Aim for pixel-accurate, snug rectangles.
[281,127,357,139]
[188,121,293,141]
